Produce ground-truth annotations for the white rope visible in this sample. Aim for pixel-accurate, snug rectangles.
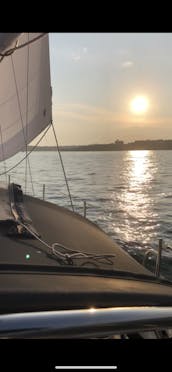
[25,33,30,194]
[51,121,74,212]
[0,124,51,177]
[17,219,116,265]
[0,125,7,186]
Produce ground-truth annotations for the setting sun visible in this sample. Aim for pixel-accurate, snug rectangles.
[130,96,149,115]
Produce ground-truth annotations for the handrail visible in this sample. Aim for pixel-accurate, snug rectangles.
[142,239,168,278]
[155,239,163,277]
[0,306,172,338]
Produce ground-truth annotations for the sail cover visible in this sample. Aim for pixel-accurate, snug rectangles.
[0,33,52,161]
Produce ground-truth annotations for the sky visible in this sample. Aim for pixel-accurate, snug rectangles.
[36,33,172,146]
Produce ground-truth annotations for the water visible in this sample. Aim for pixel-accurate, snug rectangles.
[2,149,172,280]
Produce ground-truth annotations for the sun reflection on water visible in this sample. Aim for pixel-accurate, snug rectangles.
[129,150,152,185]
[112,150,158,244]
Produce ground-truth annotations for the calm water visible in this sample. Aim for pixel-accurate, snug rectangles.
[2,150,172,280]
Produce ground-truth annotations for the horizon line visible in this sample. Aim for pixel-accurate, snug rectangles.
[29,139,172,147]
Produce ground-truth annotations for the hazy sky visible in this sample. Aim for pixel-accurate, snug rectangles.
[37,33,172,146]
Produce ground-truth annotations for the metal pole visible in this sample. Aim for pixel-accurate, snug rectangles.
[142,249,156,267]
[2,306,172,338]
[43,184,45,200]
[155,239,163,277]
[8,175,11,186]
[83,201,86,218]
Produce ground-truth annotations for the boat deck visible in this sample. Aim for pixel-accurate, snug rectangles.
[0,194,153,276]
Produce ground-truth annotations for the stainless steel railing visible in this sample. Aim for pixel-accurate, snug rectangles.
[143,239,172,278]
[0,306,172,338]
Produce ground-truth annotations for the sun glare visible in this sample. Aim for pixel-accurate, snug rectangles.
[130,96,149,115]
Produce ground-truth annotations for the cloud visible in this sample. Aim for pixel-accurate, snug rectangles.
[72,53,81,62]
[71,47,88,62]
[121,61,134,68]
[83,47,88,54]
[53,102,172,134]
[53,102,130,127]
[32,102,172,146]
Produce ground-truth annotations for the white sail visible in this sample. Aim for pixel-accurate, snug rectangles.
[0,33,52,161]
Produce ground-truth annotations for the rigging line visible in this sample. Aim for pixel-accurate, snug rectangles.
[0,125,7,186]
[0,40,19,63]
[51,121,74,212]
[25,33,30,194]
[11,55,35,196]
[17,219,116,266]
[0,33,47,58]
[0,124,51,177]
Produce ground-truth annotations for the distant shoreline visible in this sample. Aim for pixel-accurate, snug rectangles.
[26,140,172,152]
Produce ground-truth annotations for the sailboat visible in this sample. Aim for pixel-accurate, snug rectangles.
[0,33,172,339]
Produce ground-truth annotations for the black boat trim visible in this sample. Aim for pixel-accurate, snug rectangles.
[0,262,171,286]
